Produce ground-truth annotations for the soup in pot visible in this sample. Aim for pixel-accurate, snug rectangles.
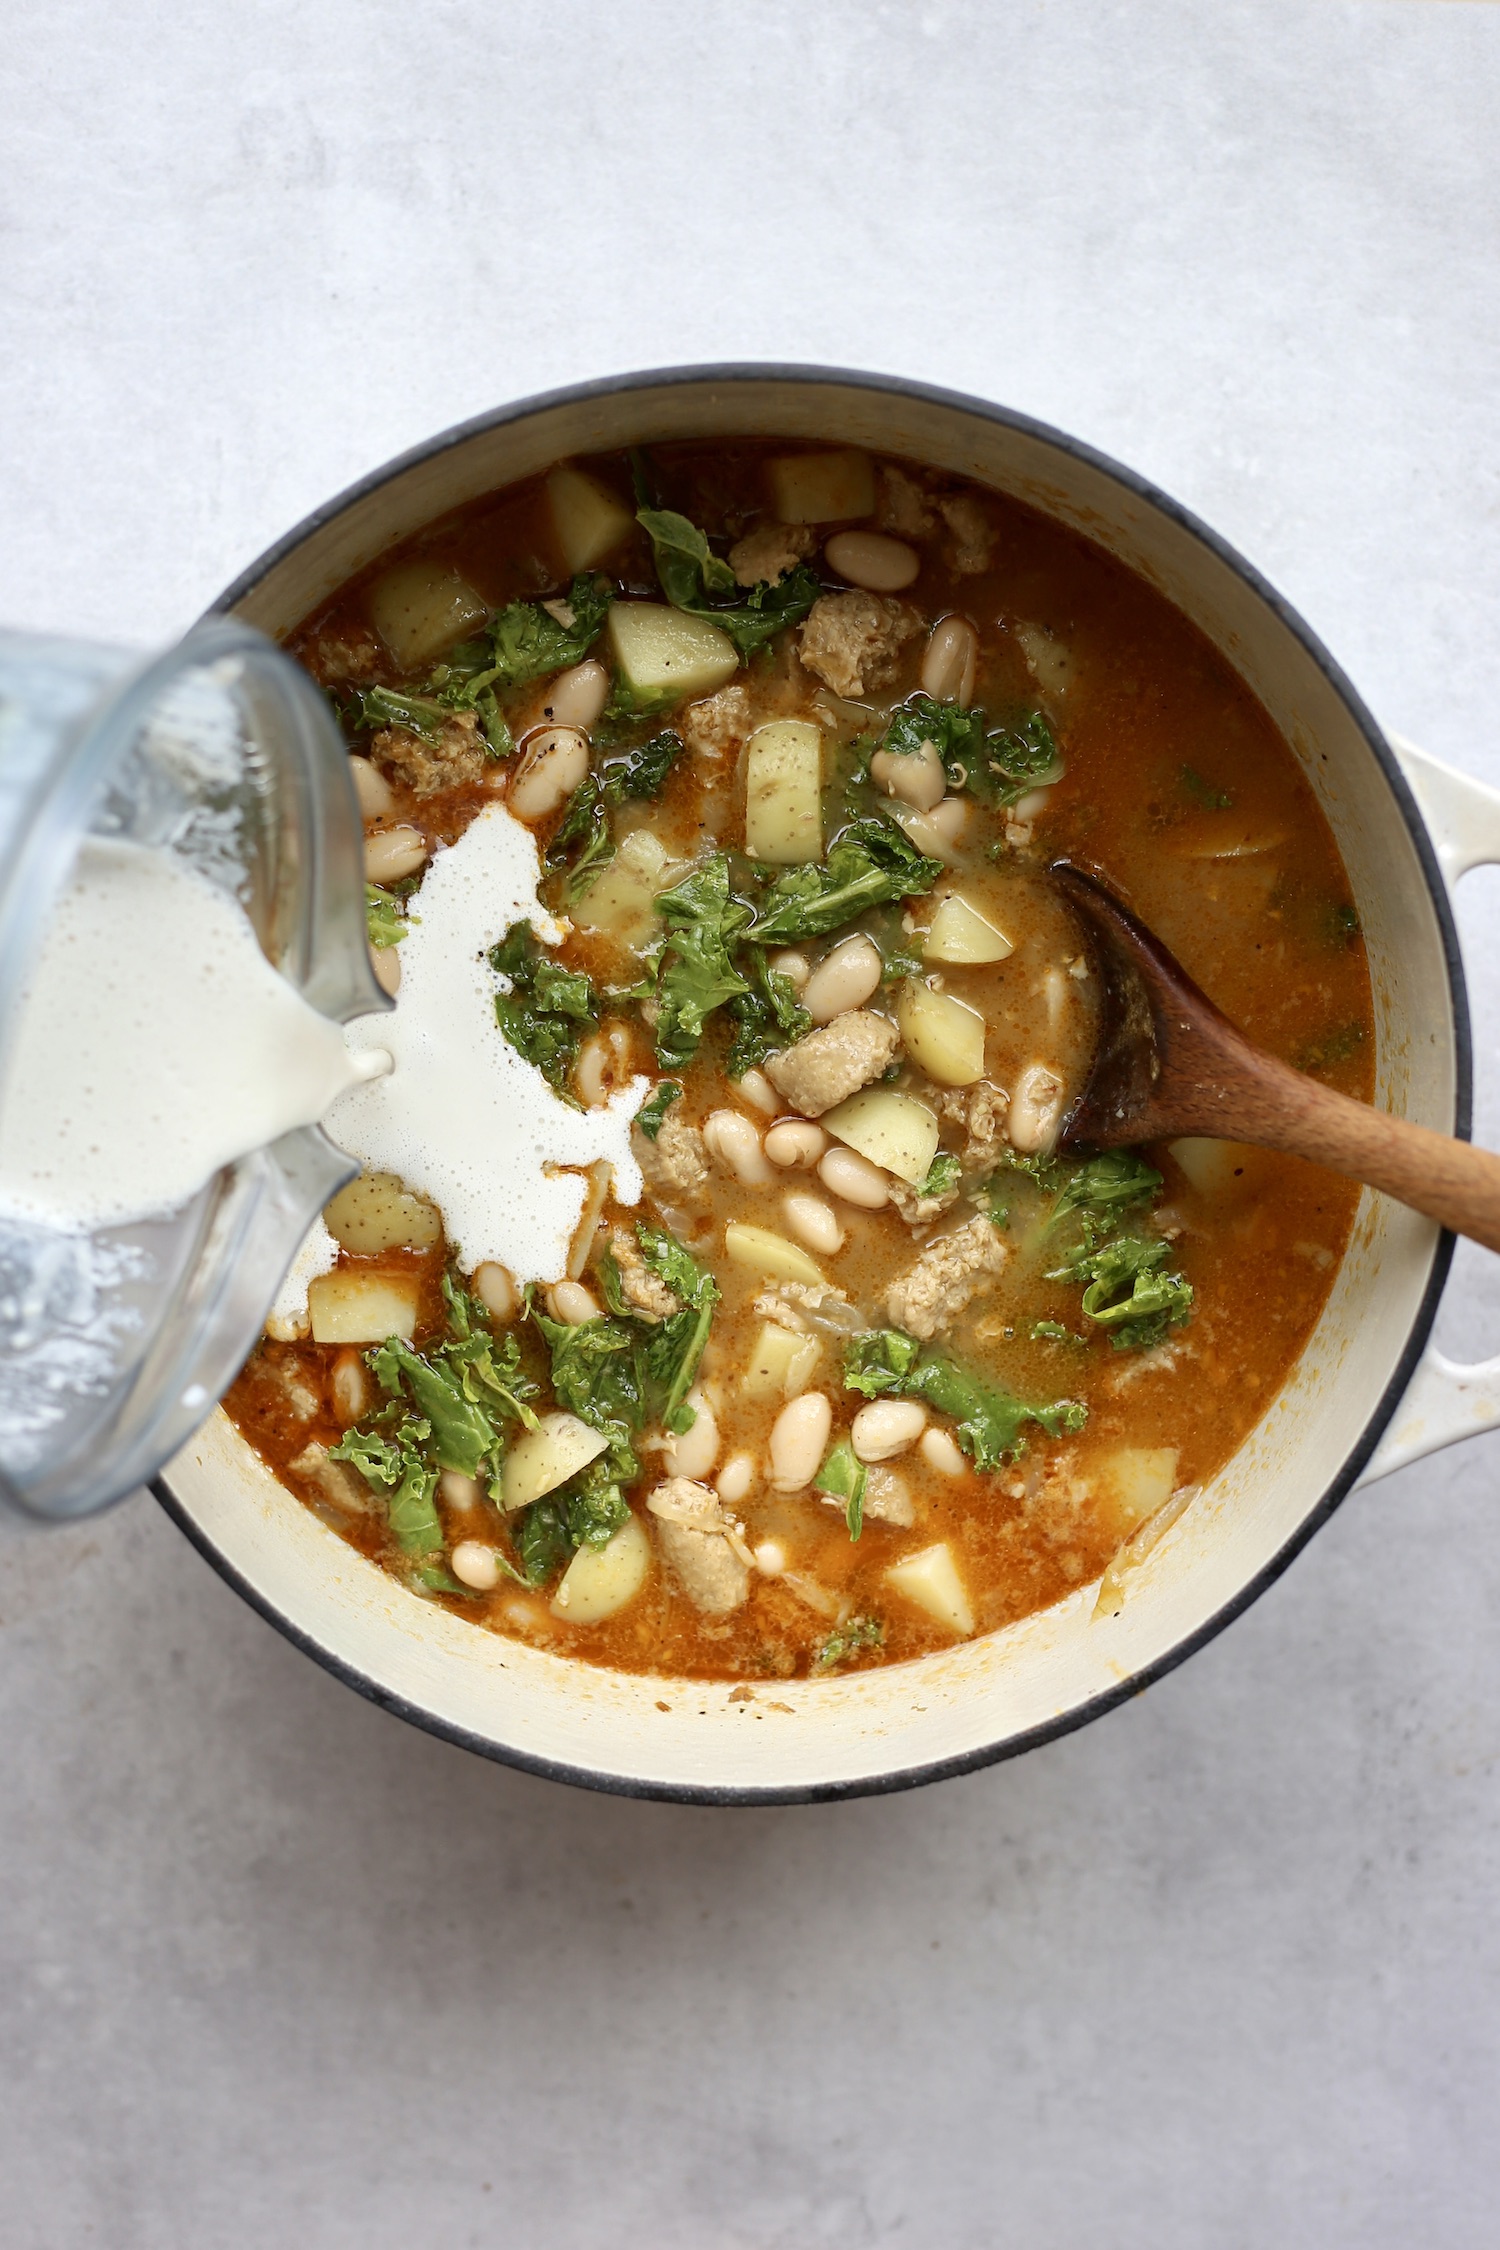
[222,441,1372,1680]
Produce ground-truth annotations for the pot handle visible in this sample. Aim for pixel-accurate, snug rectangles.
[1358,734,1500,1485]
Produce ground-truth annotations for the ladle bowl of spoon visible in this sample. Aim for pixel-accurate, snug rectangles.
[1053,860,1500,1257]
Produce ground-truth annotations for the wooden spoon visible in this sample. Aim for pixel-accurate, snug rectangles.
[1050,859,1500,1255]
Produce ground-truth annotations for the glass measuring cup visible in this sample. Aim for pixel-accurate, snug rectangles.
[0,618,386,1522]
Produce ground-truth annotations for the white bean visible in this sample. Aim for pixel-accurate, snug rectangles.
[781,1190,845,1256]
[737,1068,781,1115]
[802,935,884,1023]
[851,1400,928,1463]
[871,742,946,813]
[704,1109,774,1186]
[925,796,969,841]
[919,1427,968,1477]
[451,1540,502,1592]
[540,658,609,731]
[715,1451,756,1505]
[825,529,920,592]
[769,1392,833,1491]
[921,615,979,706]
[369,943,401,997]
[364,825,428,883]
[764,1119,828,1169]
[1008,1062,1065,1155]
[349,754,396,821]
[440,1469,483,1513]
[817,1146,890,1210]
[508,727,590,820]
[753,1538,787,1577]
[574,1024,634,1109]
[545,1279,600,1325]
[330,1348,371,1426]
[768,949,811,990]
[667,1392,721,1481]
[472,1261,518,1321]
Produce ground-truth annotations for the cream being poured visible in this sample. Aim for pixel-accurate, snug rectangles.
[0,836,391,1233]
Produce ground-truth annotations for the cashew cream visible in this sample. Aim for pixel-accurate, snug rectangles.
[0,837,391,1233]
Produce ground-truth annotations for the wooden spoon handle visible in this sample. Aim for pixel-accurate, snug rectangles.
[1231,1056,1500,1253]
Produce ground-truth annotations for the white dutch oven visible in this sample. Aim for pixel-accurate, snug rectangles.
[157,368,1500,1803]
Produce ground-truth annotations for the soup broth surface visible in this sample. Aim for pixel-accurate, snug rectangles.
[224,440,1372,1681]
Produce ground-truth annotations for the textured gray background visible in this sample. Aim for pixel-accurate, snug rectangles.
[4,4,1500,2244]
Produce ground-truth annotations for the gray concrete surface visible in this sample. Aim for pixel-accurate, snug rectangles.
[3,4,1499,2243]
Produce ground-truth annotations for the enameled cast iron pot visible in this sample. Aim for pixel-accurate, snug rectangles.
[156,367,1500,1804]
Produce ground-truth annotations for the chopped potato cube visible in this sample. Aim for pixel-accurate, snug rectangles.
[767,451,876,524]
[572,828,669,941]
[550,1514,652,1623]
[367,561,490,672]
[1093,1447,1180,1537]
[546,465,634,571]
[743,1322,822,1401]
[606,603,740,702]
[886,1541,975,1637]
[1168,1138,1257,1199]
[323,1171,443,1254]
[307,1270,422,1346]
[501,1412,611,1512]
[820,1089,939,1186]
[744,720,823,865]
[896,979,986,1085]
[923,894,1015,965]
[724,1223,824,1287]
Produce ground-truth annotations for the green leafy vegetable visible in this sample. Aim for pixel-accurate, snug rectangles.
[636,1226,719,1436]
[648,855,754,1069]
[726,949,812,1077]
[1180,765,1233,811]
[877,695,1063,807]
[636,507,821,657]
[489,920,599,1094]
[365,883,409,949]
[815,1438,868,1541]
[813,1615,885,1672]
[914,1151,962,1200]
[843,1330,1087,1469]
[342,684,454,747]
[477,574,613,689]
[1046,1234,1193,1352]
[514,1497,572,1586]
[534,1310,647,1477]
[635,1081,682,1140]
[1047,1150,1163,1237]
[547,728,685,901]
[748,818,943,946]
[330,1418,443,1559]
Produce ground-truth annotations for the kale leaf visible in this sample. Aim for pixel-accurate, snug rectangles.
[726,949,812,1077]
[547,728,685,901]
[512,1462,632,1587]
[843,1330,1087,1469]
[365,883,408,949]
[342,684,453,747]
[634,1081,682,1141]
[490,920,599,1094]
[636,1225,719,1436]
[1047,1150,1163,1237]
[478,574,613,688]
[649,854,754,1069]
[747,818,943,946]
[1046,1234,1193,1352]
[534,1310,647,1477]
[330,1417,443,1559]
[637,506,820,656]
[813,1614,885,1672]
[815,1437,867,1541]
[877,694,1063,807]
[913,1151,962,1200]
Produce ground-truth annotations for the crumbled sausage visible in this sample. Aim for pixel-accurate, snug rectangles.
[647,1478,751,1613]
[888,1172,963,1229]
[299,621,386,687]
[938,493,995,576]
[934,1080,1011,1171]
[265,1356,322,1422]
[765,1009,901,1118]
[288,1442,374,1515]
[877,465,937,539]
[633,1113,709,1202]
[798,592,923,698]
[727,522,815,587]
[371,709,488,796]
[884,1214,1009,1340]
[681,684,753,762]
[607,1227,679,1323]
